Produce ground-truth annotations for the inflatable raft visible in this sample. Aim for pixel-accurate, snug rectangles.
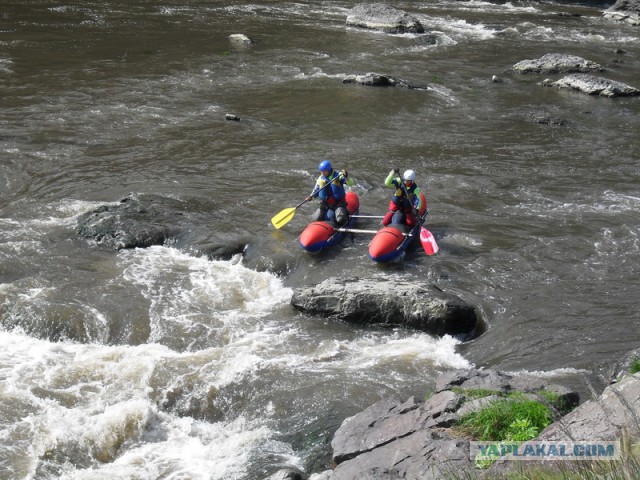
[368,192,427,263]
[299,192,360,252]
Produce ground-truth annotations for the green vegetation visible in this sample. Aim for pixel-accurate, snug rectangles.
[451,387,501,399]
[456,392,553,442]
[630,356,640,375]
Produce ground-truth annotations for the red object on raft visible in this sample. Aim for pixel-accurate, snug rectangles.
[299,191,360,252]
[368,192,427,262]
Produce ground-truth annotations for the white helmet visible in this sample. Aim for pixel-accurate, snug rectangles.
[403,169,416,181]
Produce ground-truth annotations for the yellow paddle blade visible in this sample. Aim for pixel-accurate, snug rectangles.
[271,207,296,229]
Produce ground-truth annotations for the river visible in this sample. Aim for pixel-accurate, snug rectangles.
[1,1,639,478]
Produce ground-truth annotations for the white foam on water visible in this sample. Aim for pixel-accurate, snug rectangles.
[120,245,291,315]
[443,232,483,248]
[0,330,299,480]
[507,368,591,378]
[428,17,500,41]
[346,332,471,369]
[291,331,471,374]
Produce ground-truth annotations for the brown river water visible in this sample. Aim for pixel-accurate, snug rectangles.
[1,1,639,478]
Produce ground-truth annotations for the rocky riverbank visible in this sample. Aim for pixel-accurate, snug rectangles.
[266,354,640,480]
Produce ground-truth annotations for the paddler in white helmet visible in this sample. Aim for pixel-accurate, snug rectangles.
[382,167,424,227]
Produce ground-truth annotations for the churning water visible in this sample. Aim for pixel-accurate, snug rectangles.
[1,1,639,478]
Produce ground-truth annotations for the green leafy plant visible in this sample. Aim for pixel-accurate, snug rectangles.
[457,394,553,441]
[630,356,640,374]
[505,418,539,442]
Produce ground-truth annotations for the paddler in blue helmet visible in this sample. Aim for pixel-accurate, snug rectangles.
[382,167,423,227]
[306,160,355,226]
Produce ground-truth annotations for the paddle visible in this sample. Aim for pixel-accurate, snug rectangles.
[399,179,438,256]
[419,223,439,255]
[271,198,310,229]
[271,172,343,229]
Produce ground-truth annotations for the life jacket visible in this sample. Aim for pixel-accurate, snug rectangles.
[391,181,419,211]
[317,170,345,205]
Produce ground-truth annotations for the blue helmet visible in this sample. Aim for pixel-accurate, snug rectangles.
[318,160,332,172]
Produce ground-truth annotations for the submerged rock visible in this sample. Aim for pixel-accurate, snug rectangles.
[291,277,482,339]
[346,3,425,34]
[512,53,603,74]
[542,73,640,97]
[342,72,429,90]
[76,193,185,250]
[604,0,640,26]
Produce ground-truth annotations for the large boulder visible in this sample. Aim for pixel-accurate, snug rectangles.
[604,0,640,25]
[76,193,185,250]
[512,53,603,74]
[542,73,640,97]
[291,277,482,339]
[346,3,425,34]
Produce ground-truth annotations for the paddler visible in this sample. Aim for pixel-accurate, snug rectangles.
[306,160,355,226]
[382,168,424,227]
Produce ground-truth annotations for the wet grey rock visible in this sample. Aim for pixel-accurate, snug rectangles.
[291,277,482,339]
[342,73,429,90]
[604,0,640,25]
[528,114,568,126]
[435,368,513,393]
[512,53,603,74]
[609,347,640,383]
[539,373,640,441]
[330,395,470,480]
[263,468,307,480]
[76,193,185,250]
[542,73,640,97]
[346,3,425,34]
[225,113,241,121]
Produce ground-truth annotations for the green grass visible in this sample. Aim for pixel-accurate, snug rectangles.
[456,392,554,442]
[451,387,502,399]
[630,356,640,375]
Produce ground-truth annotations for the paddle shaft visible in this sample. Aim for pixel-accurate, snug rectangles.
[399,177,438,255]
[337,227,412,236]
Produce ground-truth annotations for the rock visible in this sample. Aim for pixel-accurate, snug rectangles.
[435,368,513,393]
[225,113,241,121]
[229,33,253,45]
[609,347,640,383]
[331,432,469,480]
[290,277,482,339]
[331,396,429,464]
[323,368,580,479]
[309,472,332,480]
[539,373,640,442]
[342,73,429,90]
[346,3,425,34]
[263,468,307,480]
[76,194,185,250]
[542,74,640,97]
[604,0,640,26]
[527,114,568,126]
[201,242,247,261]
[512,53,603,74]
